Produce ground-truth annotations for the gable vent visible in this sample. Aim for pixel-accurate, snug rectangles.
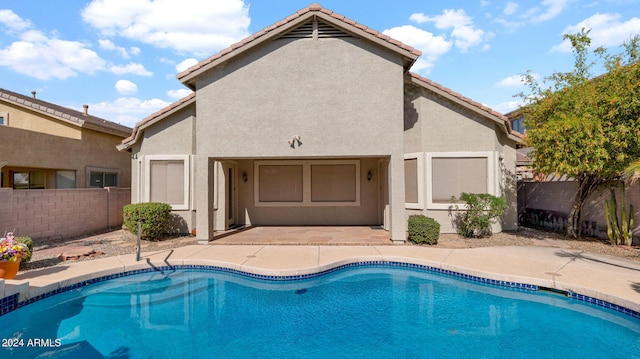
[317,21,351,38]
[279,17,353,39]
[280,20,314,39]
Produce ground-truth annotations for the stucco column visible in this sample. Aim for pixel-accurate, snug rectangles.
[195,155,213,244]
[389,154,406,243]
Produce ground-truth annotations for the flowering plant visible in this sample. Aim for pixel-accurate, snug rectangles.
[0,232,29,262]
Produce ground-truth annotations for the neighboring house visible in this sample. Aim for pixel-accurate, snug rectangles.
[118,4,522,243]
[0,88,132,189]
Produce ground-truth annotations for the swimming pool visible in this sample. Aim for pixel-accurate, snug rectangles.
[1,263,639,358]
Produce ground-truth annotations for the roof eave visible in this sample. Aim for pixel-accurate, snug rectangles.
[408,73,523,145]
[118,93,196,151]
[178,8,421,88]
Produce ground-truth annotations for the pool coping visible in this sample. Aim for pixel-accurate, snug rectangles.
[1,245,639,318]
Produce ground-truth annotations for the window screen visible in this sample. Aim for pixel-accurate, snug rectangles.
[311,164,356,202]
[258,165,303,202]
[431,157,487,203]
[150,160,185,205]
[404,158,419,203]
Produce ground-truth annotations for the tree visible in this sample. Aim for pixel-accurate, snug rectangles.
[519,29,640,238]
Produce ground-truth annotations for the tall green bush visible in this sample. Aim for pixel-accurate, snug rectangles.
[451,193,507,238]
[123,202,172,241]
[408,215,440,245]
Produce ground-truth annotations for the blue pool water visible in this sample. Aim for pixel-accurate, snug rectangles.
[1,265,639,358]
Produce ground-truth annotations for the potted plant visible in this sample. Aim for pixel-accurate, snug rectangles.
[0,232,30,279]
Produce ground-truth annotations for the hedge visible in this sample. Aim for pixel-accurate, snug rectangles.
[408,215,440,245]
[123,202,172,241]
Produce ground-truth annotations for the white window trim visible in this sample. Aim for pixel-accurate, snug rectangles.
[426,151,497,210]
[254,159,361,207]
[0,112,8,126]
[404,152,424,209]
[144,154,190,210]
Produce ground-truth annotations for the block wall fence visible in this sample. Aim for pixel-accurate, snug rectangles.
[518,181,640,243]
[0,188,130,240]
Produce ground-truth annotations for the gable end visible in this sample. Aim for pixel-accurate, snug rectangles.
[277,17,354,40]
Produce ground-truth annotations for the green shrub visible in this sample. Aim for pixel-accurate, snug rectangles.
[451,193,507,238]
[123,202,172,241]
[15,236,33,265]
[408,215,440,245]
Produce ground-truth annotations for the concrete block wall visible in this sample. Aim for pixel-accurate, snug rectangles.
[0,188,130,239]
[518,181,640,242]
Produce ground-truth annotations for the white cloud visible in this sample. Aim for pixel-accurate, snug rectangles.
[109,62,152,76]
[0,30,106,80]
[99,39,138,58]
[497,74,539,87]
[525,0,575,23]
[176,58,199,73]
[408,9,491,52]
[382,25,452,73]
[81,0,251,56]
[551,13,640,52]
[493,100,522,114]
[89,97,171,127]
[115,79,138,95]
[504,2,519,15]
[0,9,32,32]
[167,88,193,100]
[493,17,524,32]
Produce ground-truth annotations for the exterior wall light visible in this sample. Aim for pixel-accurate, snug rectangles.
[242,171,248,183]
[367,170,372,182]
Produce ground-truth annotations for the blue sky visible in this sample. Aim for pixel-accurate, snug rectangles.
[1,0,639,128]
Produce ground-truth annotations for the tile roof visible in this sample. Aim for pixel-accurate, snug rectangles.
[408,72,524,142]
[176,3,422,86]
[0,87,131,137]
[119,92,195,149]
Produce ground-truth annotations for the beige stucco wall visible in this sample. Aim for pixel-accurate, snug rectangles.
[0,102,82,139]
[193,35,407,241]
[0,122,131,188]
[230,158,381,226]
[403,82,518,233]
[130,105,197,232]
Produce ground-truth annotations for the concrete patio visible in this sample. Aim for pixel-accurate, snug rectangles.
[212,226,392,245]
[2,242,639,317]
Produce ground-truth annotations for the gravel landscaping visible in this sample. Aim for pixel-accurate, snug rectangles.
[21,226,640,272]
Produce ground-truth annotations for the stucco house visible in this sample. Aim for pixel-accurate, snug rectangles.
[0,88,132,189]
[118,4,522,244]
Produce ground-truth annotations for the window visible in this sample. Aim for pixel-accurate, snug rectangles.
[311,164,356,202]
[426,152,496,209]
[144,155,190,210]
[13,171,46,189]
[254,160,360,206]
[0,112,7,126]
[90,171,118,188]
[259,165,303,202]
[56,170,76,189]
[511,117,525,133]
[404,153,424,209]
[150,160,185,205]
[0,116,4,125]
